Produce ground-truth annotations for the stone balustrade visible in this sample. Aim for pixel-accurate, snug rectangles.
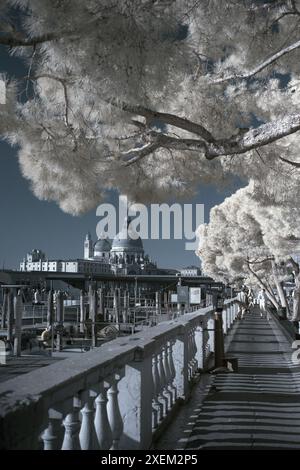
[0,298,238,450]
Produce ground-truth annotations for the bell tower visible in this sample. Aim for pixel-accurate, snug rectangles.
[84,232,93,259]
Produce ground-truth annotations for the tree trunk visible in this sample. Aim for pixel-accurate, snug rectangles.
[271,262,290,316]
[288,258,300,322]
[247,265,279,310]
[292,273,300,321]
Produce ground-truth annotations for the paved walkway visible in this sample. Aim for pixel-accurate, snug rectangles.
[156,308,300,450]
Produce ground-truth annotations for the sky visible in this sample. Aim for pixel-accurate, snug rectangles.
[0,46,242,270]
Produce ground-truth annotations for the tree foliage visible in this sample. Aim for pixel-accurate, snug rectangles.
[1,1,300,213]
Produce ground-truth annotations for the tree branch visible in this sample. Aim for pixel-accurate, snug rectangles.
[247,257,275,265]
[0,31,62,47]
[279,156,300,167]
[246,261,279,309]
[287,256,300,275]
[121,142,161,166]
[109,99,216,143]
[206,113,300,159]
[213,38,300,84]
[117,111,300,164]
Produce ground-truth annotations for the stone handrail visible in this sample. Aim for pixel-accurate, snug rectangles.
[0,298,239,450]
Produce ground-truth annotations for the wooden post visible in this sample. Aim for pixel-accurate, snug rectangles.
[89,286,97,348]
[98,288,104,322]
[7,290,13,348]
[47,290,54,327]
[13,290,23,357]
[214,312,225,368]
[56,291,64,352]
[88,284,93,320]
[155,292,161,316]
[80,290,85,334]
[113,289,119,326]
[47,290,54,352]
[1,288,7,329]
[163,291,168,311]
[124,290,129,323]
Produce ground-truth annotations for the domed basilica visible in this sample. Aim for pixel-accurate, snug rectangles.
[84,217,158,275]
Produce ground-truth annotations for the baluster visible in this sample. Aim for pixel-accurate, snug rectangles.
[191,327,198,374]
[61,397,81,450]
[94,382,113,450]
[152,354,163,426]
[188,329,196,379]
[158,348,168,416]
[187,330,192,380]
[162,344,173,408]
[41,410,63,451]
[107,374,123,450]
[168,340,177,401]
[41,419,57,450]
[79,391,98,450]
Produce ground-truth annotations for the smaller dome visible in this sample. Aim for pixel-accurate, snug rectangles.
[94,238,111,254]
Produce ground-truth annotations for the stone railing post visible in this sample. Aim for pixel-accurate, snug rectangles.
[172,326,189,400]
[194,323,204,369]
[207,316,215,354]
[118,348,153,450]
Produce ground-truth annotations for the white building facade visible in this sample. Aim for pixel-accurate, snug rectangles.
[19,218,159,276]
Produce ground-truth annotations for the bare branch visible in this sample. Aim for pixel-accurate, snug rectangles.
[117,111,300,165]
[206,113,300,159]
[213,38,300,84]
[0,31,62,47]
[109,99,216,143]
[247,257,275,265]
[279,156,300,167]
[287,256,300,274]
[122,142,161,166]
[32,74,71,126]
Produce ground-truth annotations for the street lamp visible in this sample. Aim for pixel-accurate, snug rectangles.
[213,290,225,368]
[213,290,225,312]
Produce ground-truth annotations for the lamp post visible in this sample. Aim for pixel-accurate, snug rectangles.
[213,290,225,368]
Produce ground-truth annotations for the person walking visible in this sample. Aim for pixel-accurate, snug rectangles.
[248,288,254,309]
[237,286,248,319]
[257,288,270,320]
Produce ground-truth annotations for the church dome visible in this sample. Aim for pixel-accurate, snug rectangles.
[111,217,144,253]
[94,238,111,256]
